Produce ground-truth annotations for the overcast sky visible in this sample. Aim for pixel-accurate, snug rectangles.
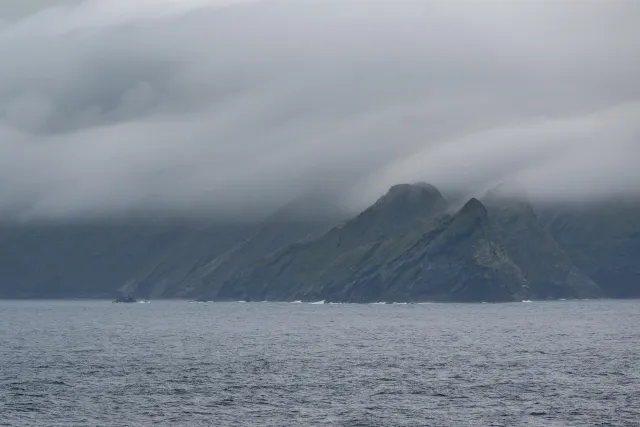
[1,0,639,221]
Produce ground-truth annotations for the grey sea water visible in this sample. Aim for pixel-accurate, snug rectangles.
[1,300,639,426]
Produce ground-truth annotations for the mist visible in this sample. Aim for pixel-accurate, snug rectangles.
[1,0,639,221]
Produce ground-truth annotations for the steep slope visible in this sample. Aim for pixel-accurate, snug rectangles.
[0,222,252,298]
[324,197,531,302]
[540,200,640,298]
[122,223,255,298]
[176,219,341,299]
[480,192,601,300]
[0,192,347,299]
[169,194,346,298]
[3,182,633,302]
[213,183,450,301]
[213,184,601,302]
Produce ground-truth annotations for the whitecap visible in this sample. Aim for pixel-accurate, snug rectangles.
[310,300,325,304]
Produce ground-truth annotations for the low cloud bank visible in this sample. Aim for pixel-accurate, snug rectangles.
[1,0,639,221]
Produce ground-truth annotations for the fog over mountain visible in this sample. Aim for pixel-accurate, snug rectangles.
[1,0,639,221]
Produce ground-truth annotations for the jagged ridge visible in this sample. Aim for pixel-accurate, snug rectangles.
[211,184,602,302]
[1,182,637,301]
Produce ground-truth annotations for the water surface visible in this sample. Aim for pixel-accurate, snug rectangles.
[1,300,638,426]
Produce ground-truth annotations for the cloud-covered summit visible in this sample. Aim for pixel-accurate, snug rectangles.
[1,0,639,221]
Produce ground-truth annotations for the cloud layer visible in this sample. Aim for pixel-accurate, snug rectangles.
[1,0,639,221]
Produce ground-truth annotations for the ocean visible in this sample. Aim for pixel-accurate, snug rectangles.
[1,299,638,426]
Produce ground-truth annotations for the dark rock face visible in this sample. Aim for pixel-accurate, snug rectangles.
[0,182,637,302]
[480,195,601,300]
[213,185,602,303]
[176,193,346,300]
[0,222,253,299]
[539,200,640,298]
[178,218,339,300]
[0,206,344,299]
[214,183,450,301]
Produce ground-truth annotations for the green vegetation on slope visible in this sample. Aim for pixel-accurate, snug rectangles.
[213,184,602,302]
[0,183,637,301]
[540,200,640,298]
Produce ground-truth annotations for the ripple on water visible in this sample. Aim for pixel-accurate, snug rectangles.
[0,299,639,426]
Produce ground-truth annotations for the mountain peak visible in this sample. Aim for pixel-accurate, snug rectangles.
[458,197,488,219]
[374,182,445,209]
[324,182,448,245]
[442,197,488,238]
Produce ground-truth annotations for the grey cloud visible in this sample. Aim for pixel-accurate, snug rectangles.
[0,0,639,221]
[360,102,640,205]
